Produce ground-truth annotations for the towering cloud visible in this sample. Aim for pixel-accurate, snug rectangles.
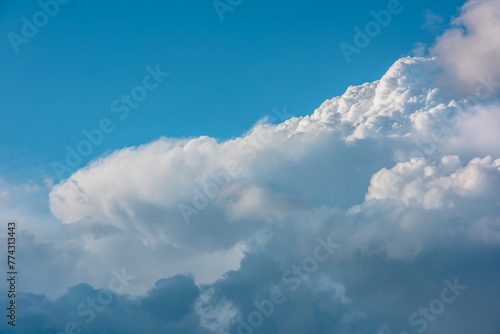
[4,0,499,333]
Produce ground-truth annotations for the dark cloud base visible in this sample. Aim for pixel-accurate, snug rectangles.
[2,225,500,334]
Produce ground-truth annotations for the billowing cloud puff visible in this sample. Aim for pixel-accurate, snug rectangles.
[366,155,500,209]
[431,0,500,96]
[44,54,500,298]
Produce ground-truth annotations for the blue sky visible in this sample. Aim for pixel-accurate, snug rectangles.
[2,0,500,333]
[2,0,463,182]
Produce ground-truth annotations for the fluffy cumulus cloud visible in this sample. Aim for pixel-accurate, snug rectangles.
[6,0,500,333]
[431,0,500,96]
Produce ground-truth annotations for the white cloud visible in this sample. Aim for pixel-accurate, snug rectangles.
[366,155,500,209]
[0,1,499,332]
[45,53,500,297]
[431,0,500,96]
